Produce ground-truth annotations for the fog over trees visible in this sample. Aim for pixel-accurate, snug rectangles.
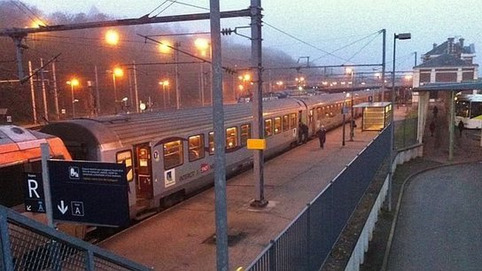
[0,1,300,124]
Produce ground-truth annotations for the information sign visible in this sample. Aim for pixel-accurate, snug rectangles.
[48,160,129,227]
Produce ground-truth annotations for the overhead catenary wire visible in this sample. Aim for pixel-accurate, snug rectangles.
[12,0,48,26]
[263,21,350,62]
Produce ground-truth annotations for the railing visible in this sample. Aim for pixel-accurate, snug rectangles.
[0,206,151,271]
[247,127,391,271]
[394,117,418,150]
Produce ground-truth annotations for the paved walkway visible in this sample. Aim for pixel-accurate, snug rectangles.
[385,102,482,270]
[387,163,482,271]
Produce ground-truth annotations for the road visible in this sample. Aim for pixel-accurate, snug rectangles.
[387,163,482,270]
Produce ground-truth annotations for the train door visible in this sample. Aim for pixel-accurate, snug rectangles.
[308,108,314,134]
[134,144,153,199]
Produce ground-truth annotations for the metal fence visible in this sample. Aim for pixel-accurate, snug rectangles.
[394,117,418,150]
[247,127,391,271]
[0,206,151,271]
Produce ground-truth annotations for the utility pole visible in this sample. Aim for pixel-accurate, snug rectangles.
[28,61,37,124]
[40,58,48,121]
[51,61,60,119]
[381,29,386,102]
[250,0,267,208]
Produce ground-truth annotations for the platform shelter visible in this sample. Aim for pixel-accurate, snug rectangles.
[354,102,392,131]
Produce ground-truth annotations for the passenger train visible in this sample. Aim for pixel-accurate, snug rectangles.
[0,125,71,209]
[455,93,482,129]
[39,91,370,220]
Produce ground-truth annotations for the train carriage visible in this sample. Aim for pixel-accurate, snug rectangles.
[0,125,72,209]
[41,91,370,220]
[41,99,304,218]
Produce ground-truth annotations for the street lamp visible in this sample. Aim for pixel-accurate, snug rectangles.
[194,38,210,106]
[388,32,411,212]
[159,80,170,109]
[105,29,120,46]
[346,67,355,141]
[66,78,79,118]
[111,67,123,114]
[159,40,181,109]
[342,92,349,146]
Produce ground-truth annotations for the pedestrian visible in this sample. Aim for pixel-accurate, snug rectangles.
[301,122,309,144]
[317,125,327,148]
[429,120,435,137]
[458,120,464,137]
[432,105,438,118]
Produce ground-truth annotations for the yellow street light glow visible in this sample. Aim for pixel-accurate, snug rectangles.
[158,40,172,54]
[67,78,79,86]
[159,80,169,86]
[194,38,210,57]
[105,30,120,45]
[30,19,46,28]
[113,67,124,77]
[243,74,251,81]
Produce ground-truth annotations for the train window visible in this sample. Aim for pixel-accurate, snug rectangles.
[226,127,238,149]
[264,119,273,137]
[116,150,133,182]
[282,115,289,131]
[240,124,251,146]
[289,113,297,129]
[136,146,151,174]
[188,135,205,162]
[163,140,184,169]
[274,117,281,134]
[208,132,214,155]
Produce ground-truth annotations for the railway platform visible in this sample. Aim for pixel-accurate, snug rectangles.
[98,110,392,270]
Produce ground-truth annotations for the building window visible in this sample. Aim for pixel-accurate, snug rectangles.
[163,140,183,169]
[188,135,205,162]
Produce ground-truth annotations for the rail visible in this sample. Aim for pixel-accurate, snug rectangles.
[0,205,151,271]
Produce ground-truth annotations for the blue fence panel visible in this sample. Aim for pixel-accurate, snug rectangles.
[247,128,391,271]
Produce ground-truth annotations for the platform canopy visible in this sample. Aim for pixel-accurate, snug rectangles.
[414,80,482,92]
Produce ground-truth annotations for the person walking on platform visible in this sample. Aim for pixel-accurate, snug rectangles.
[298,122,309,144]
[317,125,327,148]
[458,120,464,137]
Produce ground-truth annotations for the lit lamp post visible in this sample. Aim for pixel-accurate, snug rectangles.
[159,79,169,109]
[342,92,349,146]
[346,67,355,141]
[388,32,411,212]
[238,73,251,99]
[66,78,79,118]
[112,67,123,114]
[194,38,210,106]
[159,40,181,110]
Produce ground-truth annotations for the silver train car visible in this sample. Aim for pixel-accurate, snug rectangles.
[41,91,369,219]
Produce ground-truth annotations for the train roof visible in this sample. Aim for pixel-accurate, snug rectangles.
[0,125,68,167]
[456,93,482,102]
[41,99,305,149]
